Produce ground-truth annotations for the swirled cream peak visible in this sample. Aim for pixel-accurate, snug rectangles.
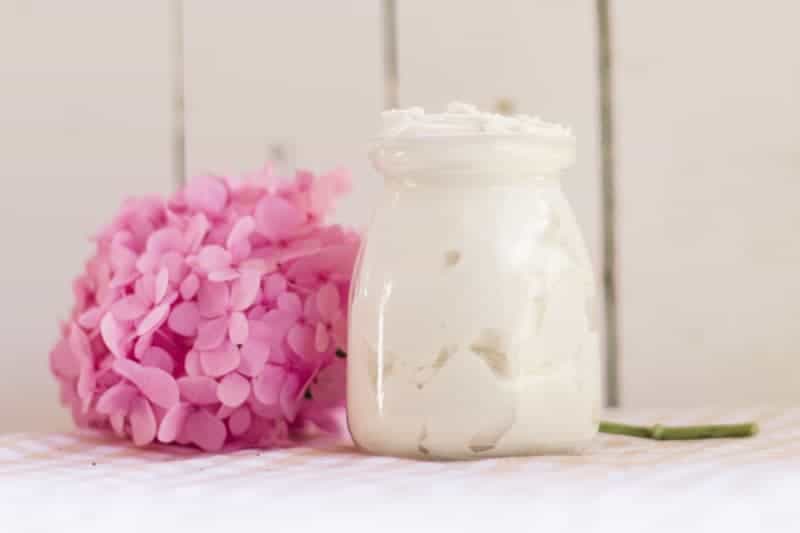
[380,102,573,139]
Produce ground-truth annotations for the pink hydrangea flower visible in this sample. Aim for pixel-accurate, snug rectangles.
[50,167,359,452]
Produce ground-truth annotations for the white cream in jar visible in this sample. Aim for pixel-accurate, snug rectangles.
[347,103,600,459]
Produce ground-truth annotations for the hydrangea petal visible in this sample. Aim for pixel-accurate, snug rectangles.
[95,362,119,386]
[69,324,92,361]
[226,216,256,251]
[216,404,236,419]
[168,301,200,336]
[312,358,347,406]
[77,307,103,329]
[228,406,252,436]
[252,365,286,406]
[178,376,220,405]
[184,213,211,253]
[135,275,156,306]
[109,270,139,289]
[314,323,330,353]
[96,382,137,415]
[228,311,249,345]
[140,346,174,374]
[208,269,240,282]
[230,269,261,311]
[248,393,281,418]
[50,338,80,379]
[217,372,250,408]
[136,252,159,276]
[332,316,347,348]
[113,358,178,409]
[110,411,126,436]
[154,266,170,303]
[238,338,269,377]
[179,273,200,300]
[77,368,96,412]
[195,316,229,350]
[274,344,292,368]
[185,175,228,216]
[184,409,227,452]
[184,350,202,376]
[111,295,149,322]
[134,332,153,359]
[136,303,170,337]
[255,310,295,342]
[199,342,240,377]
[73,277,91,309]
[157,403,191,443]
[255,196,305,241]
[147,227,183,255]
[263,273,287,301]
[247,305,267,321]
[194,245,232,273]
[277,292,302,317]
[309,178,335,217]
[229,242,252,264]
[129,396,157,446]
[241,164,274,187]
[100,312,128,358]
[305,242,359,281]
[160,251,187,283]
[311,169,351,215]
[197,280,229,318]
[316,283,340,320]
[110,243,138,273]
[303,293,321,322]
[287,324,315,358]
[239,257,276,276]
[275,238,324,263]
[305,410,343,435]
[280,373,301,422]
[163,290,179,307]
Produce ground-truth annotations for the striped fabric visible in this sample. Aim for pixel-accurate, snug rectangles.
[1,408,798,532]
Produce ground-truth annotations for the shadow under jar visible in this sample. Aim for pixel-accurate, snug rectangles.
[348,128,600,460]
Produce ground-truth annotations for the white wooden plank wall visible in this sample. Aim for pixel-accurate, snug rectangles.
[614,0,800,406]
[0,1,798,430]
[0,1,174,430]
[182,0,384,228]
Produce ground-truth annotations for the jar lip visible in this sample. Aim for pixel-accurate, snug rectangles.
[372,132,575,148]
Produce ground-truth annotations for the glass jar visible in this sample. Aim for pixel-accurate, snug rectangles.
[347,129,600,460]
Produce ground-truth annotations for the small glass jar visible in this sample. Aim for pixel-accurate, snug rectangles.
[347,127,600,460]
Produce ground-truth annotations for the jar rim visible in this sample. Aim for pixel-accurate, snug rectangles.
[370,133,576,182]
[372,131,575,146]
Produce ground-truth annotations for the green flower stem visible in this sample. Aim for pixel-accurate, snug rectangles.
[599,420,758,440]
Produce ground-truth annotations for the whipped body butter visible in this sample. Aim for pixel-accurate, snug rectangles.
[347,103,600,459]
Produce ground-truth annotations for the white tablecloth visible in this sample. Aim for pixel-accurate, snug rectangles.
[1,408,799,532]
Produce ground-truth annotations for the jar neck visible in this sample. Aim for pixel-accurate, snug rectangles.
[370,135,575,186]
[385,173,560,189]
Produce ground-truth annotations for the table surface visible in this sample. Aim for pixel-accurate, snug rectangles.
[1,408,799,532]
